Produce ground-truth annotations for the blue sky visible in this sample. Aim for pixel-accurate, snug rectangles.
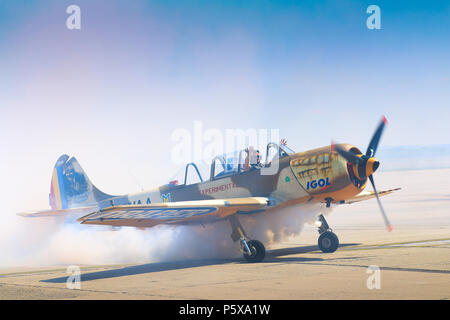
[0,0,449,210]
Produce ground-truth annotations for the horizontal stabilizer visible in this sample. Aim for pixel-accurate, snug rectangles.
[17,206,97,218]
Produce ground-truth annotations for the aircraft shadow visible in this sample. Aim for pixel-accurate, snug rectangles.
[267,243,359,258]
[41,243,360,283]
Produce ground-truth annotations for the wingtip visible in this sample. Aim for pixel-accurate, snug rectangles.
[387,224,393,232]
[382,115,388,125]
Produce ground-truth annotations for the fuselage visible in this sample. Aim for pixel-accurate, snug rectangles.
[100,144,367,212]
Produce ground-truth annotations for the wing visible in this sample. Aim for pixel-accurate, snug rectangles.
[77,197,271,228]
[17,206,97,218]
[342,188,401,204]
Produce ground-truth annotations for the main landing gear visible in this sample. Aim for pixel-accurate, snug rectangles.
[317,214,339,253]
[228,214,266,263]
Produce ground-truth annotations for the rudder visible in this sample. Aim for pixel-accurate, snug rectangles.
[50,155,114,209]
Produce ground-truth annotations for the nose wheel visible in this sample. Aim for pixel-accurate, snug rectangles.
[317,214,339,253]
[318,231,339,253]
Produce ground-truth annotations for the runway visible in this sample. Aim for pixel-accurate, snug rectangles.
[1,169,449,299]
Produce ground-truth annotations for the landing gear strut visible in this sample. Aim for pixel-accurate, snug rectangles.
[228,214,265,262]
[317,214,339,253]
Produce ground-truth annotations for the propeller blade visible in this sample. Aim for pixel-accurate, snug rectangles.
[366,116,388,157]
[369,175,393,232]
[333,143,361,165]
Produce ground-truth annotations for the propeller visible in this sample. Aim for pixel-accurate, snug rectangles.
[369,175,393,232]
[332,116,392,232]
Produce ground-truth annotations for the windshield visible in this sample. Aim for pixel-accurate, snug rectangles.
[280,144,295,154]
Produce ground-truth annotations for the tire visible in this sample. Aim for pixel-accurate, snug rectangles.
[244,240,266,262]
[318,231,339,253]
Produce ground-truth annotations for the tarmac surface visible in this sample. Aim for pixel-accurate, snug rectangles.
[1,169,449,299]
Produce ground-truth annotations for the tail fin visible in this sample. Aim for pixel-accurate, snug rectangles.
[49,155,114,210]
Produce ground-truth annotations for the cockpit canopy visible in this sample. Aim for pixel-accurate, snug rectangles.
[168,142,295,187]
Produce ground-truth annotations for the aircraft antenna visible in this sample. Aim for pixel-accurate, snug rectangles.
[128,168,145,192]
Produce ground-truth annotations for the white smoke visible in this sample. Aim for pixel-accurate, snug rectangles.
[241,203,323,244]
[0,203,326,268]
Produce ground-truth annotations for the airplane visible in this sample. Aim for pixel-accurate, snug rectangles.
[19,117,400,262]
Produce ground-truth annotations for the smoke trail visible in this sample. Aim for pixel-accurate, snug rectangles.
[0,203,326,268]
[241,203,324,244]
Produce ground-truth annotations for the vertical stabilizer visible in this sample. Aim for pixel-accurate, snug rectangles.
[50,155,114,209]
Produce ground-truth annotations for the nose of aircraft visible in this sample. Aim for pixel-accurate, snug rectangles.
[372,159,380,172]
[333,116,393,232]
[366,157,380,177]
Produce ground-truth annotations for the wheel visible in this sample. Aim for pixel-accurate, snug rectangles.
[318,231,339,253]
[244,240,266,262]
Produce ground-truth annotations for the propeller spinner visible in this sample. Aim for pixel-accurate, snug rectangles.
[333,116,392,232]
